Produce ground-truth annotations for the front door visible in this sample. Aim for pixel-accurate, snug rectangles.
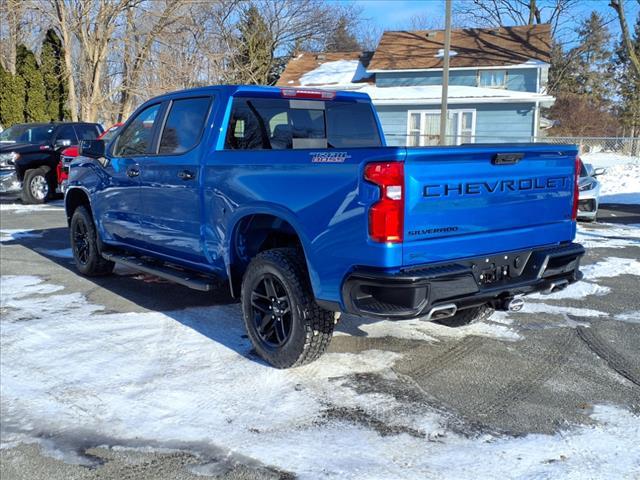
[137,96,213,265]
[93,102,162,246]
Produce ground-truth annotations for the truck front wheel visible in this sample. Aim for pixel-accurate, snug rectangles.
[22,166,55,204]
[70,206,115,276]
[241,248,335,368]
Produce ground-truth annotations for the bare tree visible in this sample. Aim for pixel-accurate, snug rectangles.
[38,0,137,122]
[453,0,580,37]
[0,0,28,74]
[610,0,640,77]
[117,0,185,120]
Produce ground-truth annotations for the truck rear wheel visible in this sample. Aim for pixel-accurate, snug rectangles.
[435,305,494,327]
[22,166,55,204]
[241,248,335,368]
[70,206,115,276]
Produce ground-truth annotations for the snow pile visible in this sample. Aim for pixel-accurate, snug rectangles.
[582,151,639,168]
[2,275,640,478]
[0,229,44,243]
[356,84,554,104]
[299,60,367,86]
[338,314,521,342]
[597,162,640,204]
[0,201,64,213]
[581,256,640,280]
[576,223,640,249]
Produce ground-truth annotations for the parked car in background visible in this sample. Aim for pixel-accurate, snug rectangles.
[0,122,103,203]
[577,159,606,222]
[65,85,584,368]
[58,123,123,193]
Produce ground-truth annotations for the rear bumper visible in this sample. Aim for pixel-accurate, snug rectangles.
[341,242,585,320]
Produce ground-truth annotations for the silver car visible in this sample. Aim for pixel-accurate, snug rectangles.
[577,159,606,222]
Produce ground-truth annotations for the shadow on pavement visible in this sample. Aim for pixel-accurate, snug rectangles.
[0,226,276,366]
[597,202,640,224]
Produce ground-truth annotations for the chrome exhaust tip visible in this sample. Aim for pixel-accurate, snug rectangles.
[506,297,525,312]
[542,279,569,295]
[424,303,457,321]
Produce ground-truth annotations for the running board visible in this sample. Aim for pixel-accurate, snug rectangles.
[102,252,216,292]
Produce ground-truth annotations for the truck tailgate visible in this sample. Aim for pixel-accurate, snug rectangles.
[402,144,578,266]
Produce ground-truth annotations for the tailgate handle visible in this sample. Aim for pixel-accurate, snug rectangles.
[492,153,523,165]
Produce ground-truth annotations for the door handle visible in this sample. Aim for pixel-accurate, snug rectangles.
[178,169,195,180]
[126,166,140,177]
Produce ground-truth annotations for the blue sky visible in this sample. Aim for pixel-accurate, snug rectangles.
[347,0,640,45]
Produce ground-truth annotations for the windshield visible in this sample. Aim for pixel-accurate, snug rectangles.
[579,160,589,178]
[0,124,55,144]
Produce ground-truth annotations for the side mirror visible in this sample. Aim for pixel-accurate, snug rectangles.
[55,139,72,149]
[80,139,106,159]
[583,163,595,177]
[593,167,606,176]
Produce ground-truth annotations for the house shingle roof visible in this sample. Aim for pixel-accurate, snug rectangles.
[276,51,373,86]
[368,24,552,71]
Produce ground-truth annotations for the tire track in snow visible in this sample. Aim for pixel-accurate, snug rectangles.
[577,326,640,389]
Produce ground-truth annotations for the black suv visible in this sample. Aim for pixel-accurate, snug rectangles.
[0,122,103,203]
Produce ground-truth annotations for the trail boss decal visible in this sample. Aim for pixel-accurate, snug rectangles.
[310,151,351,163]
[423,176,571,198]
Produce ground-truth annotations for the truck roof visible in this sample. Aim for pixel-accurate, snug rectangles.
[146,85,371,104]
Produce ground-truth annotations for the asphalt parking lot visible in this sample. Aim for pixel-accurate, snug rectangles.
[1,195,639,479]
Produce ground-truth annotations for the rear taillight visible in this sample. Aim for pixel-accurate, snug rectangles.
[364,162,404,243]
[572,155,580,220]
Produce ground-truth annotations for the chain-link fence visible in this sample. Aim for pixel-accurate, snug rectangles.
[385,134,640,162]
[537,136,639,159]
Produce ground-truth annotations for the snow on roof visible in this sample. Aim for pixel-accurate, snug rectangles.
[299,60,368,86]
[329,84,555,105]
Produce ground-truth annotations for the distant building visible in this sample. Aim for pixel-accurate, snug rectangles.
[277,25,554,145]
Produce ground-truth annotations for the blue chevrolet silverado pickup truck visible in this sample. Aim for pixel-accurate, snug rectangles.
[66,85,584,368]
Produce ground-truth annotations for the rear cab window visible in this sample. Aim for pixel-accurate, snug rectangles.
[75,124,101,141]
[55,125,78,144]
[224,96,382,150]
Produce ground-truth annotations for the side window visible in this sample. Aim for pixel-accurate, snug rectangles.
[113,103,161,156]
[158,97,211,154]
[56,125,77,144]
[478,70,507,88]
[75,124,101,141]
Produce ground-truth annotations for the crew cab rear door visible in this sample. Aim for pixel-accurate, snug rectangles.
[402,144,578,265]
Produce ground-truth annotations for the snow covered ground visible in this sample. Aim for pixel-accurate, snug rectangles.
[0,152,639,478]
[1,274,639,479]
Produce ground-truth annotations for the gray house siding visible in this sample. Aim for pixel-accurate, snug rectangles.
[375,106,409,146]
[474,103,535,142]
[376,70,477,88]
[376,68,538,92]
[375,102,535,146]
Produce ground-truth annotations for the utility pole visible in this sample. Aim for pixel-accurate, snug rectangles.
[439,0,452,146]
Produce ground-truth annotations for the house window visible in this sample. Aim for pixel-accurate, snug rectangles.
[478,70,507,88]
[406,110,476,146]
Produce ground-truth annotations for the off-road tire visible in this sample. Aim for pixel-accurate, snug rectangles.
[435,305,494,327]
[241,248,335,368]
[70,206,115,276]
[22,166,55,204]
